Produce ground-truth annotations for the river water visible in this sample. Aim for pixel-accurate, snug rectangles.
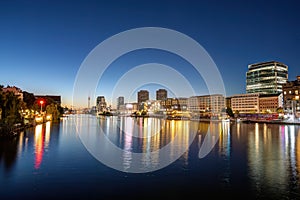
[1,114,300,199]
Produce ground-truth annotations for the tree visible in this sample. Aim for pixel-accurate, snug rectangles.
[1,92,23,126]
[141,110,147,116]
[226,107,234,118]
[276,107,284,113]
[23,91,36,109]
[234,110,240,118]
[46,103,60,122]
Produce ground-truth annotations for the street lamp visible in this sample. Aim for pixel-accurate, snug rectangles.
[39,100,44,113]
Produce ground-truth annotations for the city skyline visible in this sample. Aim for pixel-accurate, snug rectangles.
[1,1,299,108]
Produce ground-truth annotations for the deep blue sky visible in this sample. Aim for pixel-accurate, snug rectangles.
[0,0,299,108]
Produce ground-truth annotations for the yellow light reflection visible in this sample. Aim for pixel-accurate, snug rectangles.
[255,123,259,153]
[237,122,240,139]
[45,121,51,148]
[263,123,267,144]
[17,131,24,157]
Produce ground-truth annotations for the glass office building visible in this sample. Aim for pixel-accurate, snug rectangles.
[246,61,288,94]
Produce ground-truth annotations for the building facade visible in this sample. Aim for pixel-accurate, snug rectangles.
[117,96,124,110]
[96,96,107,112]
[161,97,188,111]
[125,103,138,113]
[160,98,172,110]
[283,76,300,116]
[188,94,225,114]
[137,90,149,105]
[246,61,288,94]
[230,93,283,114]
[231,93,260,113]
[259,93,283,113]
[156,89,167,101]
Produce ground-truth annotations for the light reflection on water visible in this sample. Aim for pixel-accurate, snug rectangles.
[82,116,195,171]
[247,123,300,198]
[0,115,300,199]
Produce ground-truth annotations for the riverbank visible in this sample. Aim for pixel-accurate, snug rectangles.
[96,113,300,125]
[240,119,300,125]
[0,123,33,138]
[0,117,56,138]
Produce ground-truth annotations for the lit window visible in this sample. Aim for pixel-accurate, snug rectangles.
[296,96,299,100]
[289,91,292,94]
[284,91,286,95]
[296,90,299,95]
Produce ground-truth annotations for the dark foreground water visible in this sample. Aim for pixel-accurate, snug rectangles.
[1,114,300,199]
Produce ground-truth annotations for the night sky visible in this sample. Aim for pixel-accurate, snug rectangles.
[0,0,299,108]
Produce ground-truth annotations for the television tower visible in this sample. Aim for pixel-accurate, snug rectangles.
[88,96,90,111]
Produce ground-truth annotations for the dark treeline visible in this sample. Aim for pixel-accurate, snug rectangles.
[0,85,63,136]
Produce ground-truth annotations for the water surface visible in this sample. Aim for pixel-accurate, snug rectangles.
[1,114,300,199]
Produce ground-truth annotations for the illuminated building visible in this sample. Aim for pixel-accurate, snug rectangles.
[160,98,173,110]
[125,103,138,113]
[188,94,225,114]
[259,93,283,113]
[230,93,260,113]
[230,93,283,114]
[283,76,300,116]
[246,61,288,94]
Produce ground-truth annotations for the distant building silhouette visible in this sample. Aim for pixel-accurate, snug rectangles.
[96,96,107,112]
[156,89,167,101]
[137,90,149,105]
[35,95,61,106]
[117,96,124,110]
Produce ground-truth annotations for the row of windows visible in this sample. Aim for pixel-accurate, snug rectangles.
[283,90,299,95]
[260,106,278,108]
[232,100,257,103]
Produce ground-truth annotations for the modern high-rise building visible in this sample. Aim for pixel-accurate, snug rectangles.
[246,61,288,94]
[117,96,124,110]
[96,96,105,106]
[156,89,167,101]
[137,90,149,104]
[96,96,106,112]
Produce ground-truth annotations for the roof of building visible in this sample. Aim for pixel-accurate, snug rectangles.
[248,61,288,69]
